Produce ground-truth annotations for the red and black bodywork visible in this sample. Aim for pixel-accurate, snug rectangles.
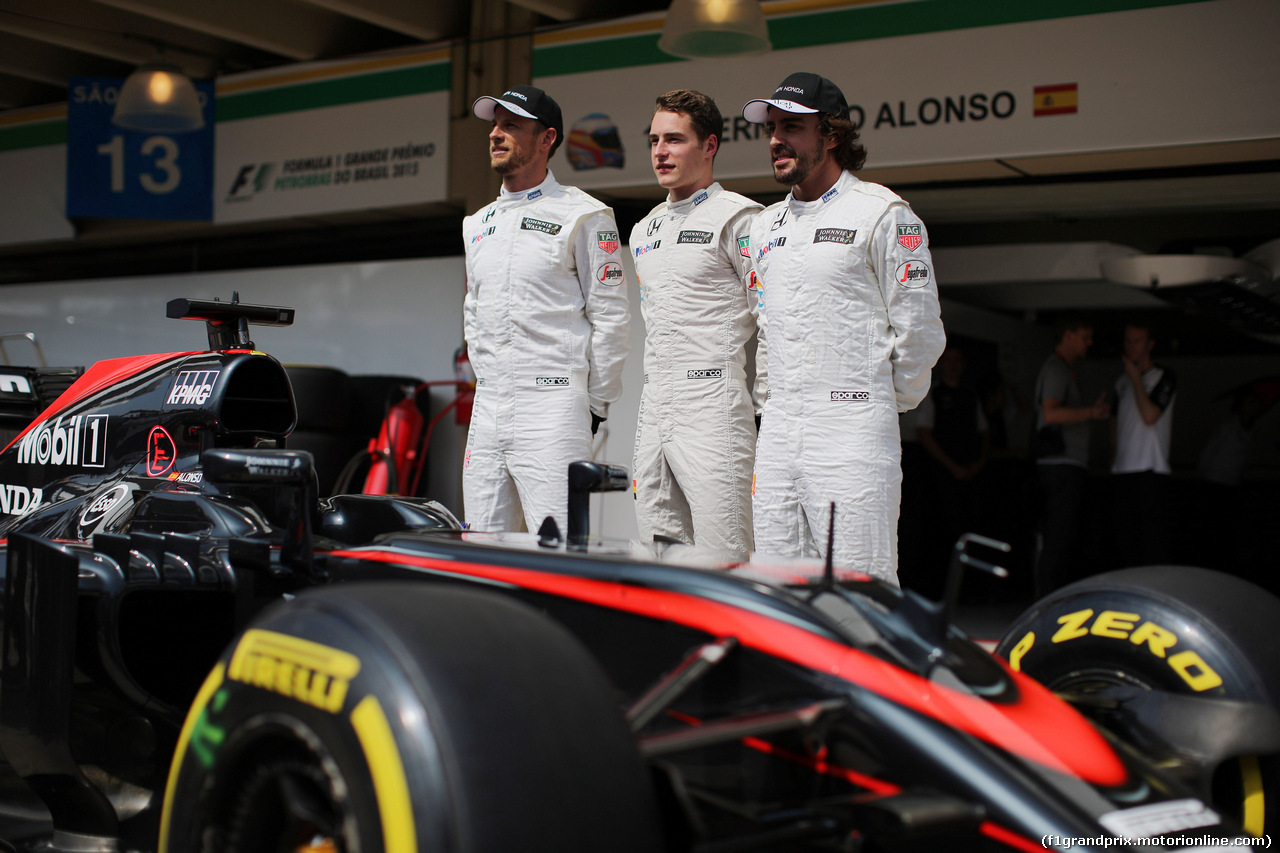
[0,299,1266,852]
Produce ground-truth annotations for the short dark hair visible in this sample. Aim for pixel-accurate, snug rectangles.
[1053,313,1092,343]
[819,113,867,172]
[654,89,722,153]
[537,120,562,159]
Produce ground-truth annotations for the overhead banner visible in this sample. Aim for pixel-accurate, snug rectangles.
[532,0,1278,189]
[214,50,451,224]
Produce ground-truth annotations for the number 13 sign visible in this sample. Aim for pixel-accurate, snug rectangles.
[66,76,215,221]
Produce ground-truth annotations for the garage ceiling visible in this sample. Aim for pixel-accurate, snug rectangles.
[1,0,1278,325]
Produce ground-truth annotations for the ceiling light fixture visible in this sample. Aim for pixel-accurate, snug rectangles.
[658,0,771,59]
[111,62,205,133]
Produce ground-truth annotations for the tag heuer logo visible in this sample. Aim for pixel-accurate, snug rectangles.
[597,231,619,253]
[521,217,562,235]
[737,236,750,258]
[831,390,870,402]
[814,228,856,245]
[687,369,723,380]
[677,230,713,245]
[897,224,923,251]
[535,376,570,387]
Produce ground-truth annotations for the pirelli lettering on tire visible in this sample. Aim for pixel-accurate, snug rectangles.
[831,390,870,402]
[226,629,362,713]
[687,369,722,380]
[536,376,570,387]
[1008,608,1224,692]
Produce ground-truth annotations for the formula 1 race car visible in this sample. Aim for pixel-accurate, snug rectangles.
[0,297,1277,853]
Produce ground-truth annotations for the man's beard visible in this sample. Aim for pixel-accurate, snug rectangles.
[773,145,824,187]
[491,144,533,176]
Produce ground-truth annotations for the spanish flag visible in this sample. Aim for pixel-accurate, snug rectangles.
[1034,83,1078,116]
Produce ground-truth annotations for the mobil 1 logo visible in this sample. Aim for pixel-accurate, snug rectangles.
[16,414,109,469]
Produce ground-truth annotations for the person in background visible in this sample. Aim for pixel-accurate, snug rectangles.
[630,89,764,558]
[462,85,630,535]
[1110,322,1177,566]
[1033,314,1109,597]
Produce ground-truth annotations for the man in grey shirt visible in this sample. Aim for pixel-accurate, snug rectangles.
[1034,315,1109,596]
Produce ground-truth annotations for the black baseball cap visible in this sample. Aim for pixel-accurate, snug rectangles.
[742,72,850,124]
[473,85,564,142]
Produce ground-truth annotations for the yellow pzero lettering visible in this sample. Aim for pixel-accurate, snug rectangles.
[1128,621,1178,658]
[1168,650,1224,692]
[227,629,362,714]
[1052,609,1094,643]
[1090,611,1139,640]
[1008,632,1035,671]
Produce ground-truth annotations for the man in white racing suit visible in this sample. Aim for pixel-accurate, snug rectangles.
[743,72,945,585]
[630,90,764,558]
[463,85,630,534]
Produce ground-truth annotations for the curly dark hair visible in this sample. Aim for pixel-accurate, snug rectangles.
[653,89,723,155]
[819,113,867,172]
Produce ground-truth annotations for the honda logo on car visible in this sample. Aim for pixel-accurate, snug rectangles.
[16,414,108,468]
[167,370,219,406]
[0,374,32,394]
[0,484,43,518]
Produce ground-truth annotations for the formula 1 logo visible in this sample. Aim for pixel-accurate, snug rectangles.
[167,370,219,407]
[897,224,923,251]
[16,414,109,469]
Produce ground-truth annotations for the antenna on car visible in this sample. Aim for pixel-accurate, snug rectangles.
[167,294,296,351]
[819,502,837,592]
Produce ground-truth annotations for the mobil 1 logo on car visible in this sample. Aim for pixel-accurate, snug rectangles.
[15,414,109,469]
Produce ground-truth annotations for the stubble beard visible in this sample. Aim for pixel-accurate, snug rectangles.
[491,144,533,176]
[773,145,823,187]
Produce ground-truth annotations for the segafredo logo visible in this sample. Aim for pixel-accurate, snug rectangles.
[167,370,219,406]
[16,414,109,469]
[597,261,624,285]
[0,484,43,518]
[895,261,931,288]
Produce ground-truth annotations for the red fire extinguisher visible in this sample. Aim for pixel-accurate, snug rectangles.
[455,346,475,426]
[363,384,425,495]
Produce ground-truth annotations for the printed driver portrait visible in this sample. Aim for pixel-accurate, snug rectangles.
[462,85,630,535]
[630,90,765,559]
[743,72,945,586]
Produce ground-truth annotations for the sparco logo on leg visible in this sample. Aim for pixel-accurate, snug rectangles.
[831,391,870,402]
[16,414,109,468]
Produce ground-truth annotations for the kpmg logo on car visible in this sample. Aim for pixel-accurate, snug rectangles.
[687,369,723,379]
[167,370,219,406]
[16,414,109,469]
[831,390,870,402]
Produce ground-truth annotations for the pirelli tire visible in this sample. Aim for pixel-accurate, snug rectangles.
[160,583,663,853]
[995,565,1280,837]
